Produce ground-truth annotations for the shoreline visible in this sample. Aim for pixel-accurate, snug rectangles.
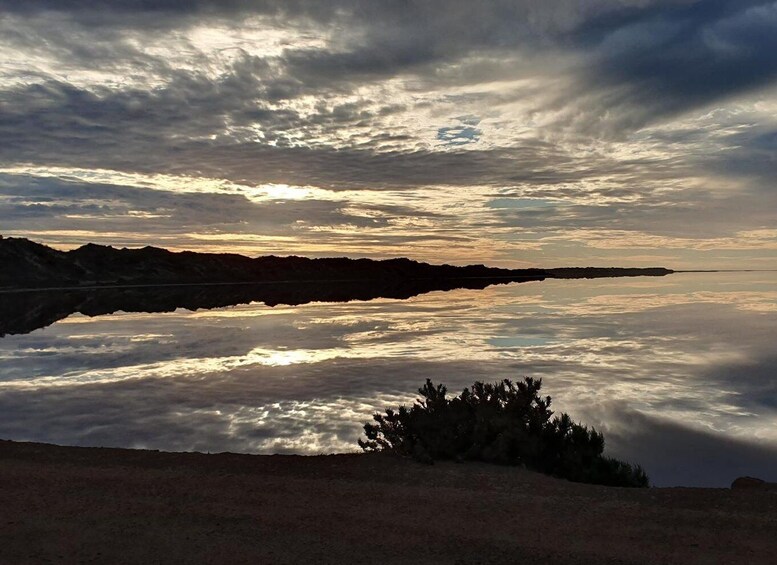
[2,439,776,564]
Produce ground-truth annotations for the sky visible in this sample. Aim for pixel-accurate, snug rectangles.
[1,0,776,268]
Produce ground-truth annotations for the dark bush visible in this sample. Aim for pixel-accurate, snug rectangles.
[359,377,649,488]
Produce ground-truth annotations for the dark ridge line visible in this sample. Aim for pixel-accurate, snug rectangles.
[0,236,675,291]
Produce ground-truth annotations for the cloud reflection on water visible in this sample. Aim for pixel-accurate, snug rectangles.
[0,272,775,486]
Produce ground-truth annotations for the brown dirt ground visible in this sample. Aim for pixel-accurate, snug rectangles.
[1,439,776,564]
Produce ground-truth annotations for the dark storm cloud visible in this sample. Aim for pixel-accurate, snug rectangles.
[701,126,777,190]
[0,1,630,33]
[0,0,307,28]
[5,1,776,115]
[585,1,777,127]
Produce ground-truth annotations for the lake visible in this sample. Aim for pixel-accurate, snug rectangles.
[1,271,775,487]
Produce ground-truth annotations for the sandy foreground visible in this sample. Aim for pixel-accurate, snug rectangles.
[1,440,776,564]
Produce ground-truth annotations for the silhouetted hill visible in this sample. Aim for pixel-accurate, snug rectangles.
[0,237,552,288]
[0,237,673,290]
[0,237,89,285]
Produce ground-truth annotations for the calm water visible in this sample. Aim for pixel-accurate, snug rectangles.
[1,272,776,486]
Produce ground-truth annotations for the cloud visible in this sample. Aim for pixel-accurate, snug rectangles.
[581,1,777,128]
[1,1,776,266]
[0,173,466,256]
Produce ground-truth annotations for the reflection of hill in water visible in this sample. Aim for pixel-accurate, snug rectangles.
[0,276,544,336]
[0,236,673,335]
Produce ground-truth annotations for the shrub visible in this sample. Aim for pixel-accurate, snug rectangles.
[359,377,649,488]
